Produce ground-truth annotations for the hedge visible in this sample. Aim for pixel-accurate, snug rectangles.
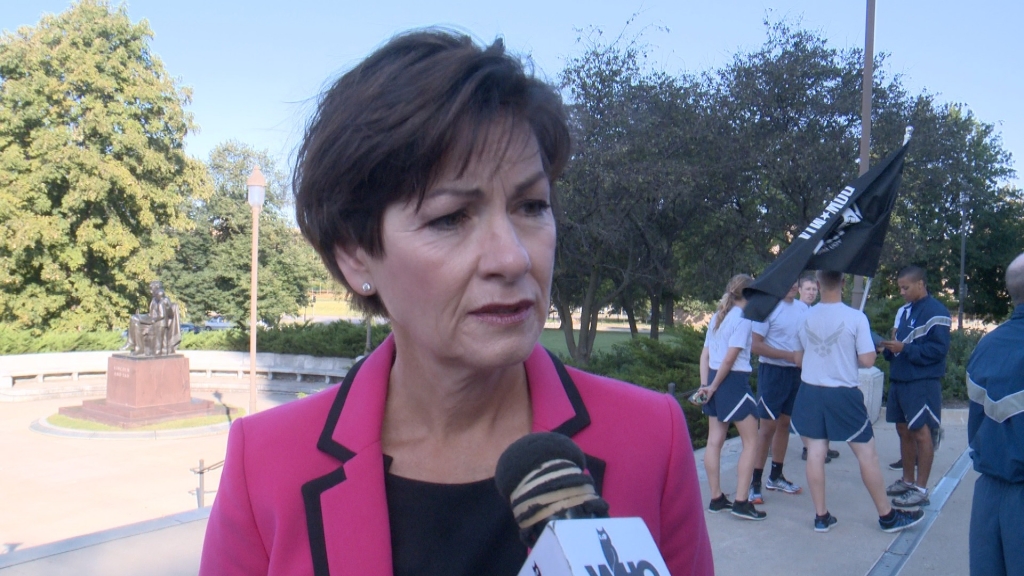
[0,321,391,359]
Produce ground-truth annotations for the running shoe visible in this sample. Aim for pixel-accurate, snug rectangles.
[748,483,764,505]
[730,500,767,521]
[886,478,915,496]
[891,487,930,508]
[889,457,920,470]
[879,508,925,533]
[708,494,733,513]
[765,475,803,494]
[827,448,840,459]
[814,512,838,533]
[802,447,833,463]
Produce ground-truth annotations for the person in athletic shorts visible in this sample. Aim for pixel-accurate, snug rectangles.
[880,266,951,508]
[967,252,1024,576]
[749,281,807,504]
[791,271,924,533]
[699,274,766,521]
[798,274,841,463]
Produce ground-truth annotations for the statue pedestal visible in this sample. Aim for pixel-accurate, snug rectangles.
[60,355,229,428]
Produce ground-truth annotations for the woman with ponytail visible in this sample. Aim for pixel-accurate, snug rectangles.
[698,274,766,521]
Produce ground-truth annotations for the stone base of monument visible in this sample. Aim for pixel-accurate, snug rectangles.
[59,354,232,428]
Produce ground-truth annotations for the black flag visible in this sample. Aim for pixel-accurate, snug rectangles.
[742,141,909,322]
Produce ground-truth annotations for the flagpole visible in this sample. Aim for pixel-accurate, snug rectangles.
[851,0,876,308]
[859,277,873,311]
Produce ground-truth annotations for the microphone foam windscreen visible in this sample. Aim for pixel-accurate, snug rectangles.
[495,432,607,536]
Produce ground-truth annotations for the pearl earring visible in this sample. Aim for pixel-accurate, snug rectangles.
[361,282,372,293]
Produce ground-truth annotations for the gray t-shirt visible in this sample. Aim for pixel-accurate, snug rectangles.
[752,299,809,367]
[704,306,753,372]
[796,302,874,388]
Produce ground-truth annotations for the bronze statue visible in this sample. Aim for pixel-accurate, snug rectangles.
[122,281,182,356]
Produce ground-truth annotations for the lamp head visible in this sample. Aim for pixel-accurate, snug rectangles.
[247,166,267,208]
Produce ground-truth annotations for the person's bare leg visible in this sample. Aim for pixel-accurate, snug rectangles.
[912,425,935,488]
[734,415,760,500]
[848,438,893,516]
[755,417,777,471]
[771,414,792,465]
[898,422,917,483]
[705,417,728,499]
[804,439,829,515]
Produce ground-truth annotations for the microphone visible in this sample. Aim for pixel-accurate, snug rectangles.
[496,432,610,548]
[496,433,672,576]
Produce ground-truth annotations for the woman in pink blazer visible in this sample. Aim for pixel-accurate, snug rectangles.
[200,29,713,576]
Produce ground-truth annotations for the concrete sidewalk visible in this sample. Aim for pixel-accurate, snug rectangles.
[696,409,972,575]
[1,393,975,575]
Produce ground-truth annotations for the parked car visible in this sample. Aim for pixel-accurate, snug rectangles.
[179,322,203,334]
[203,316,233,331]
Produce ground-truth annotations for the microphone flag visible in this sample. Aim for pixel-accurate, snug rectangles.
[742,141,909,322]
[516,517,671,576]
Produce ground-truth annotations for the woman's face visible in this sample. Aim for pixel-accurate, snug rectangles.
[799,280,818,305]
[342,125,556,371]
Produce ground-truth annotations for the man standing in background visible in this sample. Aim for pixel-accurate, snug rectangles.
[749,281,807,504]
[967,252,1024,576]
[880,266,951,508]
[797,274,841,463]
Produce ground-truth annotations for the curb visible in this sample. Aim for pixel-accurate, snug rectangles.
[0,508,211,569]
[29,416,231,440]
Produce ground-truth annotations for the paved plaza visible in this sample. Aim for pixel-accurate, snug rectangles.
[0,381,974,575]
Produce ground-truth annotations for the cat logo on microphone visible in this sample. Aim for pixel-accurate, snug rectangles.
[583,529,661,576]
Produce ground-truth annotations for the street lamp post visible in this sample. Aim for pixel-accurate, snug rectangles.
[246,166,266,416]
[851,0,876,308]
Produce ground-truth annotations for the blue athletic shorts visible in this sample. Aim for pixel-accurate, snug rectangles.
[885,379,942,430]
[790,383,873,443]
[702,369,757,423]
[756,363,801,420]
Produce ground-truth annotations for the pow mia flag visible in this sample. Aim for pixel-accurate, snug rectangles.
[743,140,910,322]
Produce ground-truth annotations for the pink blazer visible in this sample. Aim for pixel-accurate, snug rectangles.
[200,336,714,575]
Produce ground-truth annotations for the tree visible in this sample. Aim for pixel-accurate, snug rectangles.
[0,0,209,331]
[554,37,704,361]
[161,141,320,327]
[872,99,1022,318]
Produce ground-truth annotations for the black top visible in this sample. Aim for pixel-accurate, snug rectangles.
[384,463,527,576]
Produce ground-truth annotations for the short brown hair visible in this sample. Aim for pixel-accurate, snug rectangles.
[816,270,844,291]
[293,29,571,315]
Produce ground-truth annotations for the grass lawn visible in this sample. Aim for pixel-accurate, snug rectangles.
[47,407,245,431]
[539,328,637,357]
[298,295,359,319]
[297,297,640,358]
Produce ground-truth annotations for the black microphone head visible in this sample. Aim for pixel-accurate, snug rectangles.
[495,432,586,500]
[495,432,609,547]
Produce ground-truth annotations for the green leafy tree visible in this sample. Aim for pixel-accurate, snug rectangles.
[873,100,1022,319]
[0,0,209,331]
[161,141,320,327]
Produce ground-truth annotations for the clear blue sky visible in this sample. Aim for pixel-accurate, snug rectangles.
[5,1,1022,186]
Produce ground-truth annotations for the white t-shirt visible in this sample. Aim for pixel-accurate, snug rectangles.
[704,306,753,372]
[752,299,809,367]
[796,302,875,388]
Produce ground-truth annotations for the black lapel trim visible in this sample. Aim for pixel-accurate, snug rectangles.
[315,356,368,462]
[302,357,367,576]
[584,452,606,496]
[544,350,591,436]
[543,351,602,493]
[302,468,347,576]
